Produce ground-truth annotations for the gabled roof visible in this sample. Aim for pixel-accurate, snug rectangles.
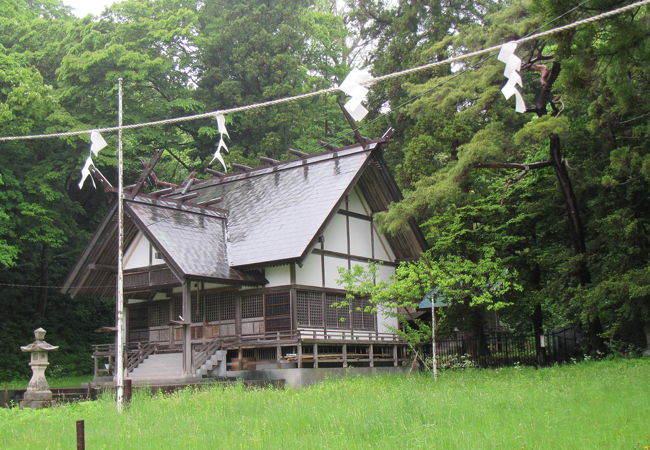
[126,197,259,283]
[63,138,426,297]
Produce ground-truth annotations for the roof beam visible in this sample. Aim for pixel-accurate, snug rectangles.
[181,174,196,194]
[204,168,225,177]
[130,149,163,199]
[89,168,115,193]
[232,163,253,172]
[338,101,369,147]
[259,156,279,166]
[150,187,174,197]
[171,192,199,202]
[196,197,223,207]
[287,148,308,158]
[88,263,117,272]
[319,141,337,151]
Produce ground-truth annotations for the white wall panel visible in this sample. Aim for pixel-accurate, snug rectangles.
[349,217,372,258]
[377,305,399,334]
[323,255,350,289]
[377,265,395,284]
[124,232,150,269]
[264,265,291,287]
[348,189,370,215]
[296,252,323,287]
[372,225,395,262]
[322,213,348,254]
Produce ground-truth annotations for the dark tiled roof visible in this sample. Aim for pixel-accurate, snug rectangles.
[126,199,257,282]
[172,144,375,267]
[63,139,426,295]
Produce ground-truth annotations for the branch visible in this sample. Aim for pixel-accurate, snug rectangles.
[475,161,553,170]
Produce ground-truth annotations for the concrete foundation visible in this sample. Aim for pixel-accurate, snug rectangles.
[227,366,409,388]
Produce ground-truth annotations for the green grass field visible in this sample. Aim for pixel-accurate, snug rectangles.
[1,359,648,449]
[2,375,92,390]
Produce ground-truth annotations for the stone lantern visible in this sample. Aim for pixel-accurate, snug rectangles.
[20,327,59,409]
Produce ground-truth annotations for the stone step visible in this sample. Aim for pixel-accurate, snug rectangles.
[129,352,183,380]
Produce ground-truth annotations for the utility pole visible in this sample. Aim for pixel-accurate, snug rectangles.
[115,78,125,412]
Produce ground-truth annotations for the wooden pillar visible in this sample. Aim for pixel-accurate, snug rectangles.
[393,345,398,367]
[297,342,303,368]
[342,343,348,368]
[369,344,374,368]
[314,343,319,368]
[276,345,282,362]
[235,290,242,337]
[182,281,192,376]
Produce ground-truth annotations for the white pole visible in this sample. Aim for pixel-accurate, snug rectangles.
[115,78,125,412]
[432,302,437,380]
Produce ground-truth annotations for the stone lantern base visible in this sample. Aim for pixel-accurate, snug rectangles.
[21,390,53,409]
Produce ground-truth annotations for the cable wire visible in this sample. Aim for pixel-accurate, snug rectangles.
[0,0,645,143]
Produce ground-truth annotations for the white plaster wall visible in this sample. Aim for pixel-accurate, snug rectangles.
[264,265,291,287]
[349,217,372,258]
[323,255,349,289]
[296,252,322,287]
[124,232,150,269]
[376,265,395,284]
[348,189,370,215]
[377,305,399,334]
[372,225,395,262]
[322,213,348,254]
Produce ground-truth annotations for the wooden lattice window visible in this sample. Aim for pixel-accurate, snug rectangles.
[351,297,376,330]
[129,305,147,329]
[296,290,323,327]
[191,293,202,322]
[148,301,170,327]
[325,293,350,329]
[172,295,182,321]
[242,294,263,318]
[201,291,236,322]
[265,292,290,332]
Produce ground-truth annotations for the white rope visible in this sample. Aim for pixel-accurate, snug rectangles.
[0,0,646,143]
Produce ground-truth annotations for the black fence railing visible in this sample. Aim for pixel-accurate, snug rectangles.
[422,328,582,369]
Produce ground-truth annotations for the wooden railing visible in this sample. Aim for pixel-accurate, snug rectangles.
[297,328,403,342]
[124,265,178,290]
[126,342,157,373]
[192,339,222,372]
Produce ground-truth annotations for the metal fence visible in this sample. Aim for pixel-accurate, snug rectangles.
[423,328,582,369]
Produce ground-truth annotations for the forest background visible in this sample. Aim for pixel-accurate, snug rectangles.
[0,0,648,380]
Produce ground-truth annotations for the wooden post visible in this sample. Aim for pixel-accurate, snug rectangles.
[313,343,319,368]
[182,282,192,375]
[297,342,303,368]
[124,379,132,404]
[369,344,374,368]
[342,343,348,368]
[235,290,242,337]
[393,345,398,367]
[76,420,85,450]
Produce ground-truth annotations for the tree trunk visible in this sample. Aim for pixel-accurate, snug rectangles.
[549,135,605,353]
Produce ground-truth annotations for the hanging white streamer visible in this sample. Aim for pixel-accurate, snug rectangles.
[497,42,526,113]
[78,156,96,189]
[340,68,372,122]
[90,130,107,156]
[210,114,229,172]
[78,131,107,189]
